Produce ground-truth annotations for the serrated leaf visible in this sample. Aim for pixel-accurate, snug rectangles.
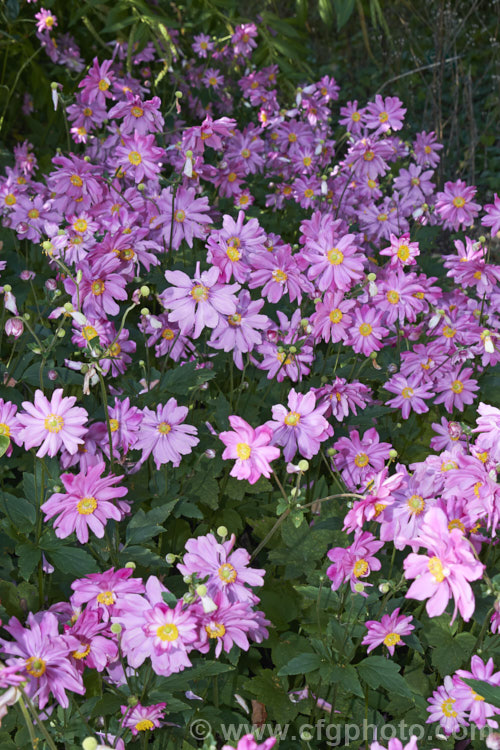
[278,653,322,675]
[429,630,476,676]
[324,665,364,698]
[357,656,412,698]
[46,546,98,577]
[16,542,41,581]
[0,491,36,528]
[125,509,166,545]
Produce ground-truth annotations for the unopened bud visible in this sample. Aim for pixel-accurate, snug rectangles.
[5,319,23,338]
[185,150,193,158]
[389,449,398,459]
[183,592,195,604]
[378,582,390,594]
[298,460,309,472]
[3,284,11,293]
[327,447,337,457]
[57,329,65,338]
[82,739,98,750]
[479,235,486,244]
[137,183,146,191]
[367,273,376,282]
[127,695,139,707]
[205,449,216,459]
[124,561,136,569]
[289,345,297,354]
[369,352,378,360]
[48,370,58,381]
[165,553,176,564]
[175,90,183,98]
[110,623,122,634]
[217,526,228,538]
[140,285,150,297]
[354,582,365,593]
[196,584,207,597]
[140,307,150,316]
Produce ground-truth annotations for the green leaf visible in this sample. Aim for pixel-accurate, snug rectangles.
[154,659,234,692]
[244,670,299,722]
[324,664,364,697]
[357,656,413,698]
[278,653,322,675]
[333,0,356,29]
[16,542,41,581]
[0,491,36,528]
[0,435,10,458]
[428,629,476,676]
[462,679,500,709]
[125,509,167,545]
[91,693,123,717]
[46,546,99,577]
[318,0,334,27]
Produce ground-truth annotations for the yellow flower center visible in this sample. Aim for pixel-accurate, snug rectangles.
[452,196,465,208]
[128,151,142,165]
[109,343,121,357]
[82,325,98,341]
[44,414,64,433]
[476,451,488,463]
[407,494,424,514]
[448,518,465,533]
[353,559,369,577]
[45,15,55,27]
[351,112,361,122]
[387,290,399,304]
[109,418,119,432]
[441,460,458,472]
[156,623,179,642]
[131,106,144,118]
[228,313,242,326]
[118,248,134,261]
[227,172,237,182]
[241,148,251,159]
[98,79,110,91]
[284,411,301,426]
[329,308,343,323]
[162,328,175,340]
[428,556,445,583]
[218,563,237,583]
[72,643,91,659]
[354,452,369,467]
[77,496,97,515]
[174,209,185,223]
[304,188,314,198]
[205,622,226,638]
[358,323,373,337]
[96,590,114,606]
[73,218,87,233]
[136,719,155,732]
[226,246,241,262]
[157,422,172,435]
[70,174,83,187]
[401,387,414,399]
[83,107,92,117]
[25,656,46,677]
[377,213,388,222]
[91,279,105,296]
[397,244,410,261]
[411,177,420,186]
[288,133,297,142]
[443,326,456,338]
[424,145,432,154]
[303,156,312,166]
[327,248,344,265]
[441,698,457,717]
[208,77,217,86]
[364,150,374,161]
[272,269,288,283]
[379,111,389,123]
[472,689,484,702]
[0,423,10,436]
[28,208,40,219]
[190,284,209,302]
[4,193,16,206]
[451,380,464,394]
[383,632,401,647]
[236,442,251,460]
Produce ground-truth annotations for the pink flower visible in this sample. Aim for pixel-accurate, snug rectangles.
[434,367,479,413]
[115,130,165,183]
[267,388,333,462]
[334,428,391,488]
[35,8,57,33]
[371,739,419,750]
[403,507,484,622]
[362,607,414,655]
[120,702,166,735]
[194,592,269,657]
[364,95,406,134]
[223,736,276,750]
[0,612,84,709]
[0,398,21,455]
[178,533,265,604]
[413,130,443,167]
[435,179,481,231]
[453,656,500,729]
[310,291,356,344]
[303,233,365,292]
[384,373,434,419]
[153,186,212,250]
[219,415,280,484]
[134,399,199,470]
[41,462,129,544]
[380,233,420,267]
[326,529,383,596]
[18,389,88,458]
[348,305,388,357]
[70,567,145,621]
[427,676,468,735]
[482,193,500,237]
[161,263,240,339]
[66,608,118,672]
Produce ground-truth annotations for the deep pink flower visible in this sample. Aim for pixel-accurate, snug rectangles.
[303,233,364,292]
[364,95,406,134]
[223,736,276,750]
[0,398,21,455]
[0,612,84,709]
[153,186,212,250]
[267,388,332,462]
[380,233,420,267]
[134,399,199,470]
[219,415,280,484]
[41,462,129,544]
[70,567,145,621]
[427,676,468,735]
[35,8,57,33]
[453,656,500,729]
[435,179,481,230]
[66,608,118,672]
[384,373,434,419]
[362,607,414,655]
[404,507,484,622]
[310,291,356,344]
[326,529,383,596]
[115,130,165,183]
[434,367,479,413]
[482,193,500,237]
[348,305,388,357]
[18,389,87,458]
[194,592,269,658]
[178,533,265,604]
[334,428,391,487]
[108,93,164,135]
[209,290,269,369]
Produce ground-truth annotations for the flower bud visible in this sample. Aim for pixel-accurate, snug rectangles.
[140,285,150,297]
[327,447,337,456]
[378,582,390,594]
[288,345,297,354]
[205,449,216,459]
[183,592,195,604]
[127,695,139,707]
[110,623,122,634]
[479,235,486,244]
[354,582,365,593]
[165,553,176,564]
[298,459,309,472]
[57,329,65,338]
[140,308,150,316]
[3,284,11,293]
[486,733,500,750]
[137,182,146,191]
[389,449,398,459]
[45,278,57,291]
[5,319,23,338]
[175,91,183,98]
[48,370,58,381]
[300,730,313,742]
[367,273,376,282]
[185,149,193,158]
[82,739,98,750]
[217,526,228,538]
[124,561,136,569]
[196,584,207,597]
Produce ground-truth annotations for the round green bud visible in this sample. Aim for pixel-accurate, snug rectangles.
[140,285,150,297]
[50,82,59,90]
[80,365,89,375]
[127,695,139,707]
[42,241,53,251]
[327,447,337,457]
[185,150,193,158]
[110,623,122,634]
[290,487,298,497]
[321,174,327,181]
[183,592,195,604]
[367,273,376,282]
[137,183,146,191]
[314,297,322,305]
[63,302,74,312]
[196,584,207,597]
[369,352,378,360]
[165,553,176,564]
[3,284,11,293]
[354,582,365,593]
[320,375,328,384]
[57,329,65,338]
[479,235,486,244]
[378,582,390,594]
[300,730,313,742]
[389,449,398,459]
[298,459,309,472]
[82,739,98,750]
[124,561,136,569]
[277,345,284,353]
[217,526,228,538]
[182,575,192,584]
[300,318,309,327]
[175,91,183,98]
[140,307,150,316]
